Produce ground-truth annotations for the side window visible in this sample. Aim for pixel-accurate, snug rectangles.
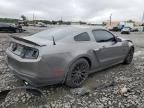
[0,24,9,27]
[74,32,90,41]
[92,30,114,42]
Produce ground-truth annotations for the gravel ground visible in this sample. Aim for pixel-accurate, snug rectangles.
[0,27,144,108]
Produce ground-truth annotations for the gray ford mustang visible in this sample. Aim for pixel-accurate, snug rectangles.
[6,26,134,87]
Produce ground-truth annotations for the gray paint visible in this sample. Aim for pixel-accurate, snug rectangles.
[6,26,134,87]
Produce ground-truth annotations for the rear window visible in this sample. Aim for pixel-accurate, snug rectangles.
[74,32,90,41]
[33,28,73,41]
[123,27,130,30]
[0,23,9,27]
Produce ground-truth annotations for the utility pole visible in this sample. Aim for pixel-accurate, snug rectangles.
[110,14,112,26]
[33,13,35,25]
[142,11,144,32]
[142,11,144,23]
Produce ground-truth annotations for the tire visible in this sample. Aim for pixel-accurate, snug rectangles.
[65,58,90,88]
[123,48,134,64]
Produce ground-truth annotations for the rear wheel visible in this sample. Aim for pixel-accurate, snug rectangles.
[123,47,134,64]
[65,58,89,88]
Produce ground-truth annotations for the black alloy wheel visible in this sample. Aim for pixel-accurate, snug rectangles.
[66,58,90,88]
[123,48,134,64]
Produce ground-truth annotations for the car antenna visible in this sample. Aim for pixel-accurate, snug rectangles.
[52,36,56,45]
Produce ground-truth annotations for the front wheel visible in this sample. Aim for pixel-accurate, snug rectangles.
[65,58,90,88]
[123,48,134,64]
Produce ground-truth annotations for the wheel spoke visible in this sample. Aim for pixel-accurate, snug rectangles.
[127,49,134,63]
[71,62,89,85]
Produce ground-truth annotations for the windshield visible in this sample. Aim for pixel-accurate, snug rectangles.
[123,27,130,30]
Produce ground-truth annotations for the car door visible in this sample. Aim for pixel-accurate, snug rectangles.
[92,29,127,67]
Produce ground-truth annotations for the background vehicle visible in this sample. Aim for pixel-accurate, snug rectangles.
[109,25,124,32]
[35,22,47,27]
[109,26,121,32]
[0,23,22,33]
[121,27,131,34]
[6,26,134,87]
[131,27,139,32]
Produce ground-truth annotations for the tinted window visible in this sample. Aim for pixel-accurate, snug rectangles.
[0,23,9,27]
[74,32,90,41]
[123,27,130,30]
[92,30,114,42]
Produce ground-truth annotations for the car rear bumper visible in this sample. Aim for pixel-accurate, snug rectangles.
[10,66,60,87]
[6,49,65,87]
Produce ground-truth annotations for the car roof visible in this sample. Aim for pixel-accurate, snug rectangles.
[0,23,11,25]
[33,25,106,36]
[31,26,106,41]
[49,25,106,32]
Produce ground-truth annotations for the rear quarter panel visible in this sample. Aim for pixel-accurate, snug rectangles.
[40,42,100,82]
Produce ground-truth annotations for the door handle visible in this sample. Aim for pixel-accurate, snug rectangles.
[102,46,106,48]
[94,46,106,51]
[99,46,106,50]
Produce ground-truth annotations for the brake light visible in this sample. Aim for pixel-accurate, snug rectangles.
[9,42,39,59]
[22,47,39,59]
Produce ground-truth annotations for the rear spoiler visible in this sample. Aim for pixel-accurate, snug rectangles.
[9,35,45,47]
[126,40,133,43]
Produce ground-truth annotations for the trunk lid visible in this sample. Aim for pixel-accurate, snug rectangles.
[10,35,53,46]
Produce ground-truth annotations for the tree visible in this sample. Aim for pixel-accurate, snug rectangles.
[127,20,134,23]
[58,20,63,25]
[52,20,57,25]
[79,21,86,25]
[21,15,27,21]
[102,22,107,26]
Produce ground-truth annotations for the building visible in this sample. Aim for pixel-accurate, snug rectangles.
[105,21,120,29]
[119,22,134,28]
[18,20,29,26]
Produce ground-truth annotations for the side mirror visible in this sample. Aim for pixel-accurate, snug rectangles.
[115,35,118,38]
[115,37,122,42]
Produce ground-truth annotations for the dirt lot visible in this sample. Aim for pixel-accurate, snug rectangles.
[0,26,144,108]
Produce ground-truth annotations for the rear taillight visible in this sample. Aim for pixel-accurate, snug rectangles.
[22,47,39,59]
[9,42,39,59]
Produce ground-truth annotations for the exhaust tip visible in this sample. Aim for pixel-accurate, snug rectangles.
[23,80,29,86]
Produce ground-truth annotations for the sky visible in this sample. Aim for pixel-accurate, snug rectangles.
[0,0,144,22]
